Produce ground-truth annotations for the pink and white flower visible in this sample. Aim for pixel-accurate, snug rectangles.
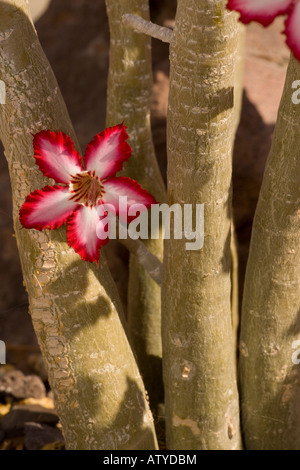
[227,0,300,61]
[19,124,157,264]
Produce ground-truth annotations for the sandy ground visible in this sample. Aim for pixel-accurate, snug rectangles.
[28,0,50,21]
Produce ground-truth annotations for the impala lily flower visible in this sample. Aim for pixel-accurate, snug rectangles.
[19,124,157,263]
[227,0,300,61]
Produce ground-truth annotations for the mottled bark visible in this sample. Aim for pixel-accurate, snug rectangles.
[240,55,300,450]
[0,0,157,450]
[162,0,242,449]
[105,0,166,411]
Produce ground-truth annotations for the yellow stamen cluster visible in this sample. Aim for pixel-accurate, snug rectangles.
[69,171,105,207]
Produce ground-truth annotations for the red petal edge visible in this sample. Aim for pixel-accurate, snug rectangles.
[33,130,83,184]
[227,0,294,27]
[84,123,132,179]
[19,185,77,231]
[66,206,109,264]
[285,3,300,62]
[102,176,158,223]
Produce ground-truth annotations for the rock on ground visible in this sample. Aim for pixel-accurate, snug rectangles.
[1,404,59,437]
[24,422,63,450]
[0,370,46,401]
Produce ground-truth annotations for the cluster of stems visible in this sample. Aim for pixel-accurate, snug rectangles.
[0,0,299,450]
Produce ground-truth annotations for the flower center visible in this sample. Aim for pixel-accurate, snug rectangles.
[69,171,105,207]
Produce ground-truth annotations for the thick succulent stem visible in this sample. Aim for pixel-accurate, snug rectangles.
[162,0,242,449]
[119,237,162,287]
[0,0,158,450]
[239,55,300,450]
[105,0,166,411]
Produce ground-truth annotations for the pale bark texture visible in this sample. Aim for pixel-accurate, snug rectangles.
[162,1,242,449]
[239,55,300,450]
[0,0,158,450]
[105,0,166,410]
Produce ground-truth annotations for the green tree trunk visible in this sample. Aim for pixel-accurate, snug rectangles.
[162,0,242,449]
[239,55,300,450]
[0,0,158,450]
[105,0,166,411]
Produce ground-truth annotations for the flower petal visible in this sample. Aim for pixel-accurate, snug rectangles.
[66,206,109,263]
[227,0,293,26]
[19,185,78,230]
[285,2,300,61]
[84,124,132,179]
[102,176,157,222]
[33,130,83,184]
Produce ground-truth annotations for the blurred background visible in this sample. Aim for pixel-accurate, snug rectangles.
[0,0,289,381]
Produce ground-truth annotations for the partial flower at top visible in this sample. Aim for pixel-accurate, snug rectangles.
[19,124,157,264]
[227,0,300,61]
